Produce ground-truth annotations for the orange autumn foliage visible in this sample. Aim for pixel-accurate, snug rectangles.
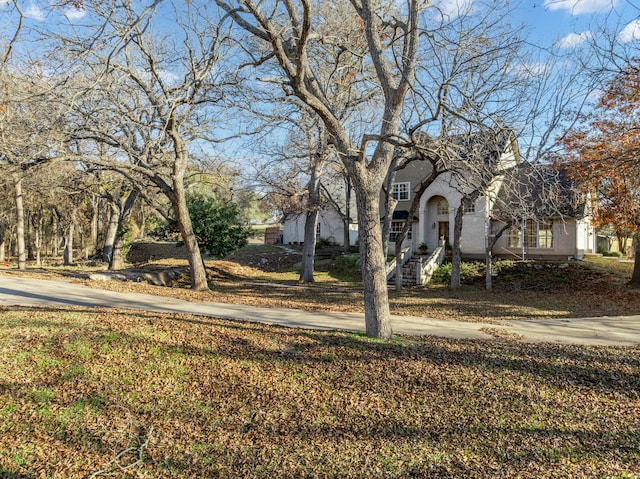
[560,60,640,250]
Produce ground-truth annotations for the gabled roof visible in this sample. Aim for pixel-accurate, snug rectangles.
[412,128,520,169]
[493,163,587,220]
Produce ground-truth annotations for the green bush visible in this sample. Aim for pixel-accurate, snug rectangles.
[315,237,333,249]
[602,251,623,257]
[149,192,251,258]
[333,254,362,274]
[430,261,484,284]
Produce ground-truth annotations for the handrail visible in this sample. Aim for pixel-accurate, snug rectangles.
[416,245,445,285]
[386,243,413,280]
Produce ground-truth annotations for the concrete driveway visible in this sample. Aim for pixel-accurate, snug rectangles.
[1,274,638,346]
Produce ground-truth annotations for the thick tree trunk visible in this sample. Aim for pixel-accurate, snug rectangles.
[13,174,26,270]
[102,201,119,263]
[355,187,392,340]
[451,202,464,290]
[110,190,138,270]
[173,189,209,290]
[299,209,320,283]
[167,120,209,291]
[630,227,640,289]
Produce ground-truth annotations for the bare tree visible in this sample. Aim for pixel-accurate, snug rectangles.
[0,67,68,269]
[215,0,422,339]
[56,1,238,290]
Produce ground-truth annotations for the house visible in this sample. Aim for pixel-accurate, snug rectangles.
[490,163,595,260]
[282,130,596,260]
[282,173,358,247]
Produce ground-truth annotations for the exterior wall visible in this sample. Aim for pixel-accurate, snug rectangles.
[388,159,435,214]
[493,218,584,260]
[575,217,596,258]
[282,214,305,244]
[417,171,490,256]
[282,207,357,246]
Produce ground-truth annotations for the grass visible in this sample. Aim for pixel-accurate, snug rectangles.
[0,305,638,478]
[2,245,638,323]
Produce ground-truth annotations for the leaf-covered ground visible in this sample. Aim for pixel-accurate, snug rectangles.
[0,306,638,478]
[5,243,636,323]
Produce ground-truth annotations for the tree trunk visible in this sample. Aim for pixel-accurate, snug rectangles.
[51,210,60,258]
[355,186,392,340]
[110,190,138,270]
[299,155,324,284]
[381,195,398,260]
[630,226,640,289]
[0,222,5,262]
[616,232,627,256]
[299,209,320,283]
[451,202,464,290]
[34,210,43,266]
[485,251,492,291]
[343,177,352,253]
[26,214,35,261]
[102,201,120,263]
[485,221,512,290]
[90,194,99,257]
[64,220,74,266]
[167,119,209,291]
[173,189,209,290]
[138,202,147,238]
[13,174,26,270]
[394,239,404,292]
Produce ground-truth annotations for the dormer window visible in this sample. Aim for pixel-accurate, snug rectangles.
[391,182,410,201]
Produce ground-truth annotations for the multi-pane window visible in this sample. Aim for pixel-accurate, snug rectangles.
[391,182,410,201]
[508,221,553,249]
[389,221,412,242]
[437,198,449,215]
[464,201,476,213]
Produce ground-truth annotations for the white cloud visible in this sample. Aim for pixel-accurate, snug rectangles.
[619,19,640,43]
[25,3,45,21]
[64,7,86,21]
[510,62,551,79]
[543,0,618,15]
[556,31,593,48]
[437,0,474,19]
[0,0,10,6]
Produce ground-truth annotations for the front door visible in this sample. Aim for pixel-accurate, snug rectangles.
[438,221,449,245]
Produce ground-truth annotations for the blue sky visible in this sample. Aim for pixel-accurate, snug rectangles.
[437,0,639,48]
[3,0,638,54]
[1,0,637,161]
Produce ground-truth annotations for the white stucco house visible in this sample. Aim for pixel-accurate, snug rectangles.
[282,131,596,260]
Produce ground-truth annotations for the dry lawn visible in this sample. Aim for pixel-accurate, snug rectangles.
[4,242,636,323]
[0,305,638,478]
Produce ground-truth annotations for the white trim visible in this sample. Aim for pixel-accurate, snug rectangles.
[392,182,410,201]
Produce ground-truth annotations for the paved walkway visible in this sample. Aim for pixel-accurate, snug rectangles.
[1,275,639,346]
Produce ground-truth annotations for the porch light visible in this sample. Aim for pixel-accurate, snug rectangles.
[432,222,436,229]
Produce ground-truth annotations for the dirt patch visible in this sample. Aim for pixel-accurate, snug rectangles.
[127,240,190,264]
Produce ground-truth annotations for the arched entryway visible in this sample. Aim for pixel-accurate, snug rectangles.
[424,195,450,249]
